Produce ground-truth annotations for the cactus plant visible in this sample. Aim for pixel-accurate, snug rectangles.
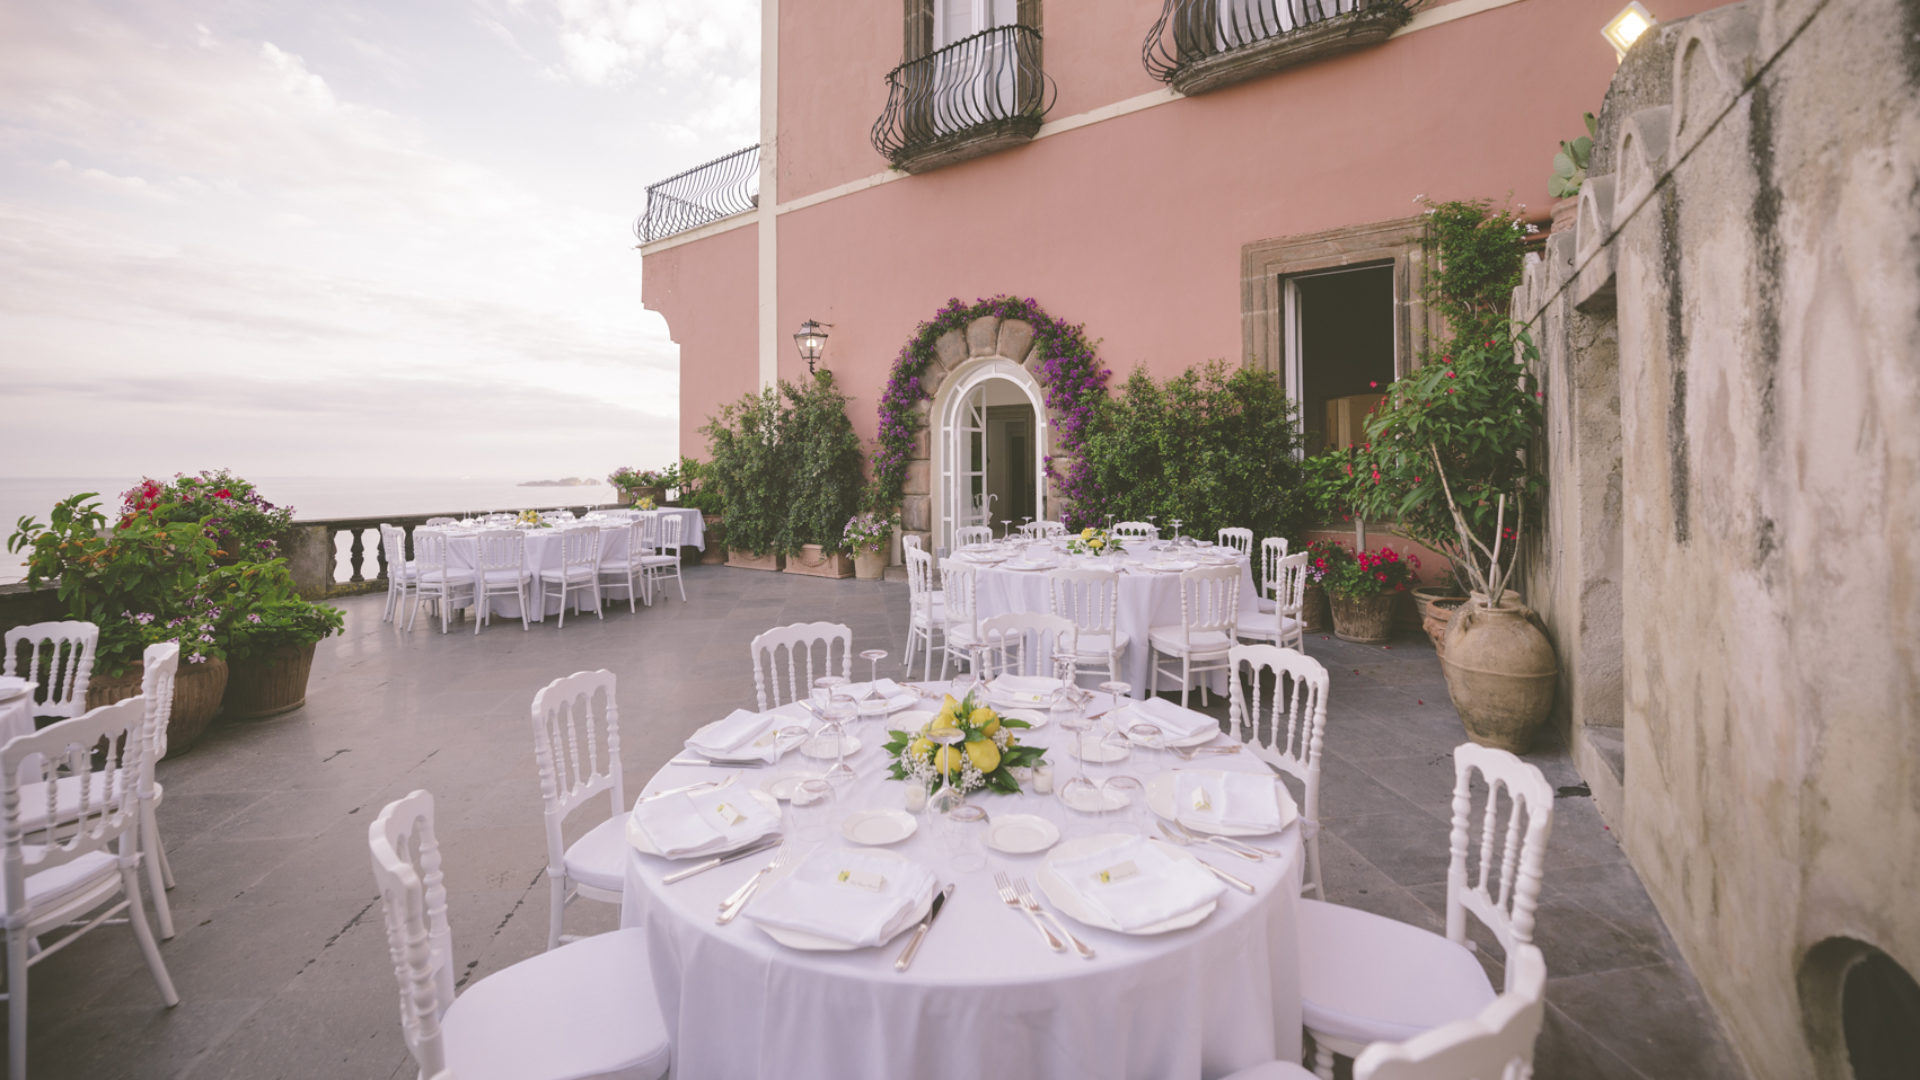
[1547,113,1598,198]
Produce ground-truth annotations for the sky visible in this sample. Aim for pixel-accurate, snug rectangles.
[0,0,759,480]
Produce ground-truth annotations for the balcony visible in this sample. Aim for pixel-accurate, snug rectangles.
[1143,0,1415,96]
[872,25,1057,175]
[634,143,760,245]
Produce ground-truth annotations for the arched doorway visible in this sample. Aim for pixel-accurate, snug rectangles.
[934,358,1047,552]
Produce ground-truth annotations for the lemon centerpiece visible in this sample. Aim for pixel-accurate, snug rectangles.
[884,687,1046,795]
[516,509,553,528]
[1065,526,1124,557]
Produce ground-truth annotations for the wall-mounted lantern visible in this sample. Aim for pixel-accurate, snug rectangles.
[794,319,831,374]
[1602,2,1656,61]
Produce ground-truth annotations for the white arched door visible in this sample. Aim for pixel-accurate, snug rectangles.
[937,360,1047,553]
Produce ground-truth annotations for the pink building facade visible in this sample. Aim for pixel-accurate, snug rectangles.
[640,0,1718,554]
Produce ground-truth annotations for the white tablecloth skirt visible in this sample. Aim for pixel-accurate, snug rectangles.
[619,702,1303,1079]
[440,527,632,621]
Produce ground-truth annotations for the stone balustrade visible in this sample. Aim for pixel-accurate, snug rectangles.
[279,505,617,600]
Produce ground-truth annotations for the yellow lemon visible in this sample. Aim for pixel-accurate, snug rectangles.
[935,744,965,777]
[969,706,997,729]
[909,736,933,758]
[964,737,1001,774]
[941,694,960,712]
[1089,538,1105,549]
[975,709,1001,736]
[1081,527,1095,540]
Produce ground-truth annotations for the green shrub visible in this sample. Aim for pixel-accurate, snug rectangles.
[700,373,867,556]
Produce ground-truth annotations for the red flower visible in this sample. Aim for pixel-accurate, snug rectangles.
[1368,381,1378,389]
[215,489,231,499]
[1445,371,1456,379]
[1376,572,1387,582]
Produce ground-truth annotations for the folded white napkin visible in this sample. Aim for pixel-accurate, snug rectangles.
[632,785,781,858]
[991,675,1061,705]
[1052,836,1224,931]
[686,708,780,761]
[1174,771,1284,832]
[845,678,904,703]
[1130,697,1221,741]
[747,848,937,947]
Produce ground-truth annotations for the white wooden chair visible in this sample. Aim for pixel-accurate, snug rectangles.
[1227,644,1329,898]
[975,612,1078,682]
[537,527,604,628]
[1147,564,1241,707]
[1112,521,1159,543]
[370,789,670,1080]
[639,514,686,605]
[1240,551,1310,652]
[1296,743,1554,1079]
[2,620,98,720]
[1258,536,1292,613]
[954,525,994,548]
[530,670,626,950]
[902,546,945,681]
[473,530,532,634]
[937,559,984,680]
[901,533,923,552]
[1047,568,1127,686]
[381,525,419,624]
[3,698,178,1080]
[749,622,852,712]
[409,530,476,634]
[596,520,647,613]
[1220,944,1547,1080]
[1218,527,1255,557]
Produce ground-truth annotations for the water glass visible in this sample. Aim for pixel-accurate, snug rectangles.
[938,802,990,872]
[789,778,837,851]
[1102,776,1149,836]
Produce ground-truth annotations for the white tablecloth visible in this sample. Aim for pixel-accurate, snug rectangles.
[619,687,1304,1079]
[970,549,1262,692]
[430,525,633,621]
[655,508,706,551]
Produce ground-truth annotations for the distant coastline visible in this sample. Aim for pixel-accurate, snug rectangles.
[517,477,600,487]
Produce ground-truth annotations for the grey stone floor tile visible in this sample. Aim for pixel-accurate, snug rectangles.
[184,988,412,1080]
[24,997,262,1080]
[1547,964,1747,1080]
[1535,1003,1650,1080]
[1328,810,1454,888]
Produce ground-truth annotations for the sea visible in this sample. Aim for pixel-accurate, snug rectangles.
[0,476,620,584]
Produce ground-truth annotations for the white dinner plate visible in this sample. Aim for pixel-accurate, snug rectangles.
[841,808,918,846]
[1111,706,1222,749]
[624,788,783,858]
[761,771,825,801]
[1057,783,1130,814]
[986,814,1059,855]
[1146,770,1298,837]
[801,733,862,760]
[1064,736,1131,764]
[988,676,1062,708]
[753,848,934,951]
[0,676,30,702]
[1000,707,1048,731]
[1144,560,1200,573]
[1038,834,1218,934]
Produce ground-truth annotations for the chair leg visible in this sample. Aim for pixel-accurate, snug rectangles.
[405,591,421,632]
[1311,1039,1336,1080]
[121,864,179,1006]
[143,806,174,939]
[627,572,637,613]
[1179,655,1190,709]
[520,580,531,630]
[672,566,685,603]
[547,873,567,952]
[556,582,567,628]
[1305,834,1324,899]
[8,926,27,1080]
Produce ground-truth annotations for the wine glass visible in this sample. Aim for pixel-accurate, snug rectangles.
[789,778,836,854]
[1169,518,1183,543]
[858,649,888,712]
[822,690,858,787]
[938,802,990,872]
[811,674,848,715]
[927,725,969,807]
[1101,776,1149,836]
[1053,682,1099,814]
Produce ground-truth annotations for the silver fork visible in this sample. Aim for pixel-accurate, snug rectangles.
[1169,744,1241,761]
[994,871,1063,952]
[1014,877,1093,959]
[1157,820,1263,862]
[1172,819,1285,859]
[716,844,789,924]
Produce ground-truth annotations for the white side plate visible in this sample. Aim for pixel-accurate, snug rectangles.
[841,808,918,846]
[986,814,1060,855]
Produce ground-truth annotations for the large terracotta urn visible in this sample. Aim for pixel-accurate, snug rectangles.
[86,656,229,757]
[222,642,318,720]
[853,548,887,580]
[1439,595,1556,752]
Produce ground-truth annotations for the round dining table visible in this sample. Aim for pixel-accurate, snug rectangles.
[619,683,1305,1079]
[422,521,635,622]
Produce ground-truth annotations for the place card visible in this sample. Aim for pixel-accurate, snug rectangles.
[837,868,888,892]
[1094,860,1141,885]
[712,802,749,826]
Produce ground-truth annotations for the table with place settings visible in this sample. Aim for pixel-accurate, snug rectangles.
[421,520,634,622]
[619,679,1306,1079]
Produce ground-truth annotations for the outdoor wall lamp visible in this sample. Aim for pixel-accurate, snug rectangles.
[794,319,831,374]
[1602,2,1656,60]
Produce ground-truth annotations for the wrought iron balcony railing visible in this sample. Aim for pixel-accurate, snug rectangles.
[635,143,760,244]
[872,25,1057,174]
[1143,0,1415,95]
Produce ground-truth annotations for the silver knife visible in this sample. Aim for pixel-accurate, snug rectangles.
[667,756,768,769]
[661,837,784,884]
[894,884,955,972]
[1198,859,1256,894]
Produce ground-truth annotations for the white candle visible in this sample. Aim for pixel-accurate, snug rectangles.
[904,783,927,812]
[1033,763,1054,794]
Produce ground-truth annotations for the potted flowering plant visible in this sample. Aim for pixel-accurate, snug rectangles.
[207,560,345,720]
[121,469,295,565]
[884,688,1047,795]
[843,511,895,580]
[608,464,677,508]
[1320,545,1418,644]
[1299,538,1346,633]
[1065,526,1123,557]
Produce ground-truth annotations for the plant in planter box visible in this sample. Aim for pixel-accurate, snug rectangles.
[608,463,678,505]
[1320,545,1418,644]
[778,371,865,562]
[120,469,294,565]
[843,511,896,580]
[206,559,345,720]
[701,387,787,563]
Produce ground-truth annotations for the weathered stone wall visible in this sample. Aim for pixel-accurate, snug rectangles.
[1515,1,1920,1075]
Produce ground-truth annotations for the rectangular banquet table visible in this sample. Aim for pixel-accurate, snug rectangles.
[619,682,1304,1079]
[427,523,632,622]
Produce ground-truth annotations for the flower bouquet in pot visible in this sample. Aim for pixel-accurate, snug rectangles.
[1065,526,1123,558]
[1320,545,1418,644]
[884,688,1046,796]
[205,560,345,721]
[843,511,895,580]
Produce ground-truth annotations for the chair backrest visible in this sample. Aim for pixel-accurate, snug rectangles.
[424,517,456,526]
[1047,568,1120,636]
[3,620,100,719]
[637,510,662,550]
[139,641,180,790]
[1354,943,1548,1080]
[954,525,993,548]
[1218,527,1254,557]
[1175,564,1241,639]
[976,612,1078,681]
[1227,644,1328,822]
[1112,521,1158,542]
[905,546,938,612]
[558,526,601,570]
[381,524,407,570]
[368,789,455,1078]
[2,697,145,915]
[749,622,853,712]
[938,559,982,640]
[655,513,683,555]
[529,670,625,838]
[1446,743,1555,974]
[414,529,450,573]
[902,534,923,552]
[475,530,525,574]
[1034,521,1068,539]
[1260,536,1291,598]
[1271,550,1310,616]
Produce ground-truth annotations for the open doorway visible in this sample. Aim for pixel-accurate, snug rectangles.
[938,363,1047,551]
[1285,263,1397,452]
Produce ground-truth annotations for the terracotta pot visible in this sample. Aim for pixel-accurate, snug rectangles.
[1440,596,1556,753]
[1411,585,1466,625]
[1301,582,1332,634]
[222,642,318,721]
[1424,597,1465,658]
[87,656,227,757]
[727,549,784,571]
[1328,591,1397,644]
[784,544,853,579]
[853,549,887,580]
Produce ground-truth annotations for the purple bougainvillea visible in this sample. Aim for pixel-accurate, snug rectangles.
[871,296,1108,528]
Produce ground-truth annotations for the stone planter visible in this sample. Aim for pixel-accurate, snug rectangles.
[1328,591,1396,644]
[853,548,888,580]
[87,656,228,758]
[1411,585,1466,626]
[784,544,853,579]
[727,549,785,572]
[1301,581,1332,634]
[1424,597,1465,659]
[1440,596,1556,753]
[222,642,318,721]
[700,521,728,564]
[617,486,665,508]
